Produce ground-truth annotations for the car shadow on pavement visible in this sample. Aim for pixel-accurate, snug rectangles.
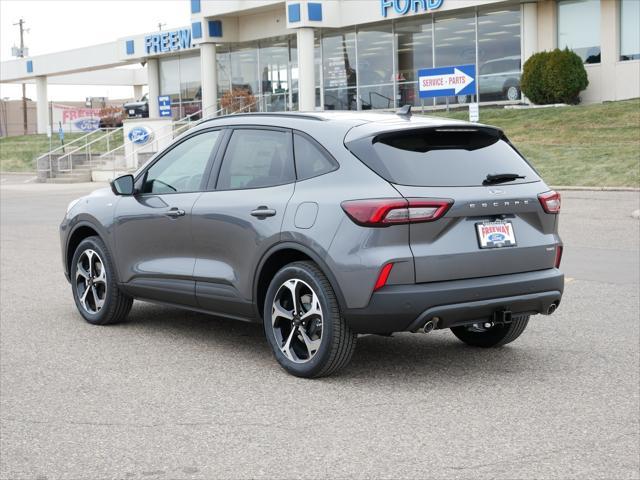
[122,301,547,381]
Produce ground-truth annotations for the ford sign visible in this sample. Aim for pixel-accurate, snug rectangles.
[128,127,152,145]
[73,117,100,132]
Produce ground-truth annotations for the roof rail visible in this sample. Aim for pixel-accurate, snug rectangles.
[198,112,326,125]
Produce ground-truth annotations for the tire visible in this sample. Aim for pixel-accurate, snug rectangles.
[263,261,357,378]
[70,236,132,325]
[505,85,520,102]
[450,315,529,348]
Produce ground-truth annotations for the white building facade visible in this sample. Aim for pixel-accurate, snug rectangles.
[1,0,639,133]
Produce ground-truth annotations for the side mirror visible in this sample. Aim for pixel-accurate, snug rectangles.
[110,174,135,196]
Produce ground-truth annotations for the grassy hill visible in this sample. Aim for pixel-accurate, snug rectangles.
[428,98,640,187]
[1,99,638,187]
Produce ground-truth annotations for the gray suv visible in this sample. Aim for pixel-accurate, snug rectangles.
[60,109,564,378]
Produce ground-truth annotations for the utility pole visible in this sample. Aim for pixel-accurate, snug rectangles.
[157,22,166,31]
[13,18,27,135]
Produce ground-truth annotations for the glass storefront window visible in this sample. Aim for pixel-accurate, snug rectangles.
[620,0,640,60]
[322,29,357,110]
[259,37,292,111]
[478,7,521,102]
[179,54,202,118]
[395,17,434,107]
[160,55,202,119]
[558,0,601,64]
[230,43,259,96]
[159,56,180,103]
[357,23,394,109]
[434,12,476,105]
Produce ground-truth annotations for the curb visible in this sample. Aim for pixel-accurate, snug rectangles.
[552,186,640,192]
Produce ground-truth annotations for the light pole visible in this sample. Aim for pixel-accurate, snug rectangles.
[12,18,28,135]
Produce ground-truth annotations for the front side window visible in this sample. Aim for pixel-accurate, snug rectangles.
[217,129,294,190]
[558,0,601,64]
[142,130,220,194]
[620,0,640,61]
[293,133,337,180]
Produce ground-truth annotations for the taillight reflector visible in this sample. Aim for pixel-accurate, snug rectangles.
[538,191,561,214]
[555,245,563,268]
[374,263,394,291]
[341,198,453,227]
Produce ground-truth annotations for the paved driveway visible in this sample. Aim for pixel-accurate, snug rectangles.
[1,182,638,479]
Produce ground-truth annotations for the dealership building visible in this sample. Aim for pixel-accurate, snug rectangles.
[1,0,639,134]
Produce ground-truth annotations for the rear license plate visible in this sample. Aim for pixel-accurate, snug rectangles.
[476,221,516,249]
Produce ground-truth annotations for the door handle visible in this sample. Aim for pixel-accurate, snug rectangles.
[165,208,186,218]
[251,206,277,218]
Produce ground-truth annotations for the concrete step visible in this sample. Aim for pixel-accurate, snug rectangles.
[46,172,92,184]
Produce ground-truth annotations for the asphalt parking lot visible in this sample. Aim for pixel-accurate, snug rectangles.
[1,177,638,479]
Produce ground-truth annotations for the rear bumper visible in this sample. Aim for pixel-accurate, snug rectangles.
[343,269,564,334]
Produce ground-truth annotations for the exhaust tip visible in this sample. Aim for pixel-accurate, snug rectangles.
[547,303,557,315]
[422,320,435,334]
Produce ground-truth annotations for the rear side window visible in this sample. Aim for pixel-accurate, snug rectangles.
[217,129,294,190]
[346,127,539,187]
[293,132,337,180]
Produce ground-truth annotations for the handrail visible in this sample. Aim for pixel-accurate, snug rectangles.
[35,128,117,173]
[54,126,124,172]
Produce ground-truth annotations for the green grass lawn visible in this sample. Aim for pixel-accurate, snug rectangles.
[0,129,124,173]
[1,100,638,186]
[428,98,640,187]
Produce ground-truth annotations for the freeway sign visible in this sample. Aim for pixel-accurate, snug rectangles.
[418,64,476,99]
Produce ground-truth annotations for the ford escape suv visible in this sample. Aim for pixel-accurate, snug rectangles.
[60,109,564,378]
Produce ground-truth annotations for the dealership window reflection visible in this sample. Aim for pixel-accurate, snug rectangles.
[322,30,357,111]
[434,12,476,105]
[159,54,202,119]
[558,0,601,64]
[477,7,521,102]
[395,17,434,107]
[357,23,394,110]
[620,0,640,61]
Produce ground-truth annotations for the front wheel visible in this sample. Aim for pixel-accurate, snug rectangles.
[450,315,529,348]
[71,236,132,325]
[263,261,357,378]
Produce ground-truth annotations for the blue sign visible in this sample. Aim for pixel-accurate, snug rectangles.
[158,95,172,118]
[381,0,443,17]
[418,64,476,99]
[128,127,153,145]
[58,126,64,141]
[74,118,100,132]
[144,28,192,54]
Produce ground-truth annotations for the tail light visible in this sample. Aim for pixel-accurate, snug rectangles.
[373,263,394,291]
[341,198,453,227]
[555,245,563,268]
[538,191,561,214]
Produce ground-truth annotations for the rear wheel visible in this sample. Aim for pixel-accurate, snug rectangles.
[450,315,529,348]
[263,261,357,378]
[71,236,132,325]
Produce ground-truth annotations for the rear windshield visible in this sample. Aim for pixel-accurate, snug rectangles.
[346,127,539,187]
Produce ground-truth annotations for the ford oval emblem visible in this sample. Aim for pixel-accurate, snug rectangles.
[489,188,505,195]
[488,233,505,242]
[128,126,153,145]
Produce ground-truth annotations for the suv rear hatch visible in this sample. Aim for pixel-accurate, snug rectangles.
[346,123,560,283]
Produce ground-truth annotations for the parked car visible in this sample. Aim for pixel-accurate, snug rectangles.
[123,93,149,118]
[60,109,564,378]
[457,56,522,104]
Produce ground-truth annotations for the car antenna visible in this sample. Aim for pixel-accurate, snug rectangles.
[396,104,412,118]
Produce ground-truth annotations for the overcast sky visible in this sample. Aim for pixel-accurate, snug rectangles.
[0,0,190,101]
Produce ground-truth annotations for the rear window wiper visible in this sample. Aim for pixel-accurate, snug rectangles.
[483,173,525,185]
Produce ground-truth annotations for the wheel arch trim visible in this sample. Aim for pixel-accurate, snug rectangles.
[252,242,348,319]
[65,219,117,281]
